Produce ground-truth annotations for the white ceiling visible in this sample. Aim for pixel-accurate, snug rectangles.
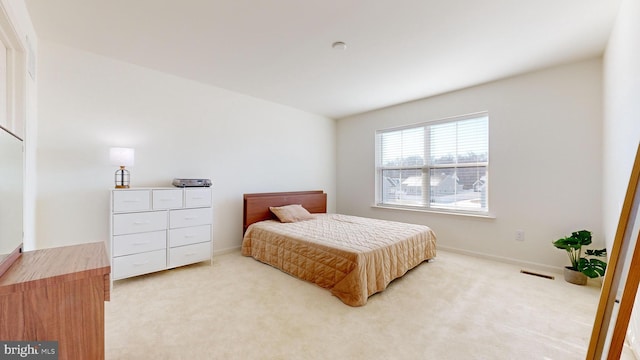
[24,0,621,119]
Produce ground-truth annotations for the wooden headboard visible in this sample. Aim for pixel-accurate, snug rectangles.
[243,190,327,233]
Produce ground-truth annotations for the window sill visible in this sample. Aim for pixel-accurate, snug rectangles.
[371,204,496,219]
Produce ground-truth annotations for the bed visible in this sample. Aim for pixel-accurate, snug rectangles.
[241,190,437,306]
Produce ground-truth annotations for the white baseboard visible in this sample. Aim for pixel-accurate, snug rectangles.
[437,245,563,275]
[213,246,241,256]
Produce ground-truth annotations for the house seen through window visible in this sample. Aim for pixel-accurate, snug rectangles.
[376,112,489,214]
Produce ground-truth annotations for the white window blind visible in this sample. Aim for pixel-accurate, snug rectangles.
[376,112,489,214]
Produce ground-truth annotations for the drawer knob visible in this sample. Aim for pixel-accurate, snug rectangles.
[184,217,197,220]
[133,261,150,266]
[133,221,151,225]
[132,241,151,246]
[124,199,141,203]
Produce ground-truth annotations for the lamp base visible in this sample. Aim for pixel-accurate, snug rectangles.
[114,166,130,189]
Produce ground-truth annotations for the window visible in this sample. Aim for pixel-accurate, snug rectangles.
[0,9,26,137]
[376,112,489,214]
[0,39,7,125]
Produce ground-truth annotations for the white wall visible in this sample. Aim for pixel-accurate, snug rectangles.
[35,41,336,252]
[603,0,640,250]
[602,0,640,355]
[336,59,603,270]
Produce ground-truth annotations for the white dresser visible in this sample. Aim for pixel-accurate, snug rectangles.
[109,187,212,281]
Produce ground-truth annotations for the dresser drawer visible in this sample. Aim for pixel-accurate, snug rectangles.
[152,189,183,210]
[170,208,212,228]
[113,190,150,212]
[185,188,212,208]
[113,249,166,279]
[113,230,166,257]
[113,211,167,235]
[169,242,211,268]
[169,225,210,247]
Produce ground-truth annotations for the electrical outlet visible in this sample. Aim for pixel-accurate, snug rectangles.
[515,230,525,241]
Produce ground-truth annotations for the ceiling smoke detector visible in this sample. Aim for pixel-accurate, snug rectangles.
[332,41,347,50]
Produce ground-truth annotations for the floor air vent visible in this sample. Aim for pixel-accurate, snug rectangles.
[520,270,555,280]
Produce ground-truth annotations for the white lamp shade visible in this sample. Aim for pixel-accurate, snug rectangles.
[110,147,135,167]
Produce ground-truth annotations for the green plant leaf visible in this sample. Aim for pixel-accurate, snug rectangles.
[571,230,592,246]
[553,230,605,273]
[585,248,607,257]
[552,237,581,250]
[578,258,607,278]
[553,236,582,269]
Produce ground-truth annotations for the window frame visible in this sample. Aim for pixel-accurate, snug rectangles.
[375,111,490,216]
[0,6,26,137]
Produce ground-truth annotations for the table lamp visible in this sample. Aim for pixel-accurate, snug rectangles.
[110,147,135,188]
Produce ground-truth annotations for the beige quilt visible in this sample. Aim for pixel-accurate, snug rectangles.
[241,214,436,306]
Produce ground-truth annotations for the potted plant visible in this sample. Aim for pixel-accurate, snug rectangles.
[552,230,607,285]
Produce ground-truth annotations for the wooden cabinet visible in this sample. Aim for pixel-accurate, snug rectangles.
[109,187,212,281]
[0,242,111,360]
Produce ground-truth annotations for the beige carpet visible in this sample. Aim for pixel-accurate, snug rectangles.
[106,250,603,359]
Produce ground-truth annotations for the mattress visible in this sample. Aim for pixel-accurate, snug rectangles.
[241,214,436,306]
